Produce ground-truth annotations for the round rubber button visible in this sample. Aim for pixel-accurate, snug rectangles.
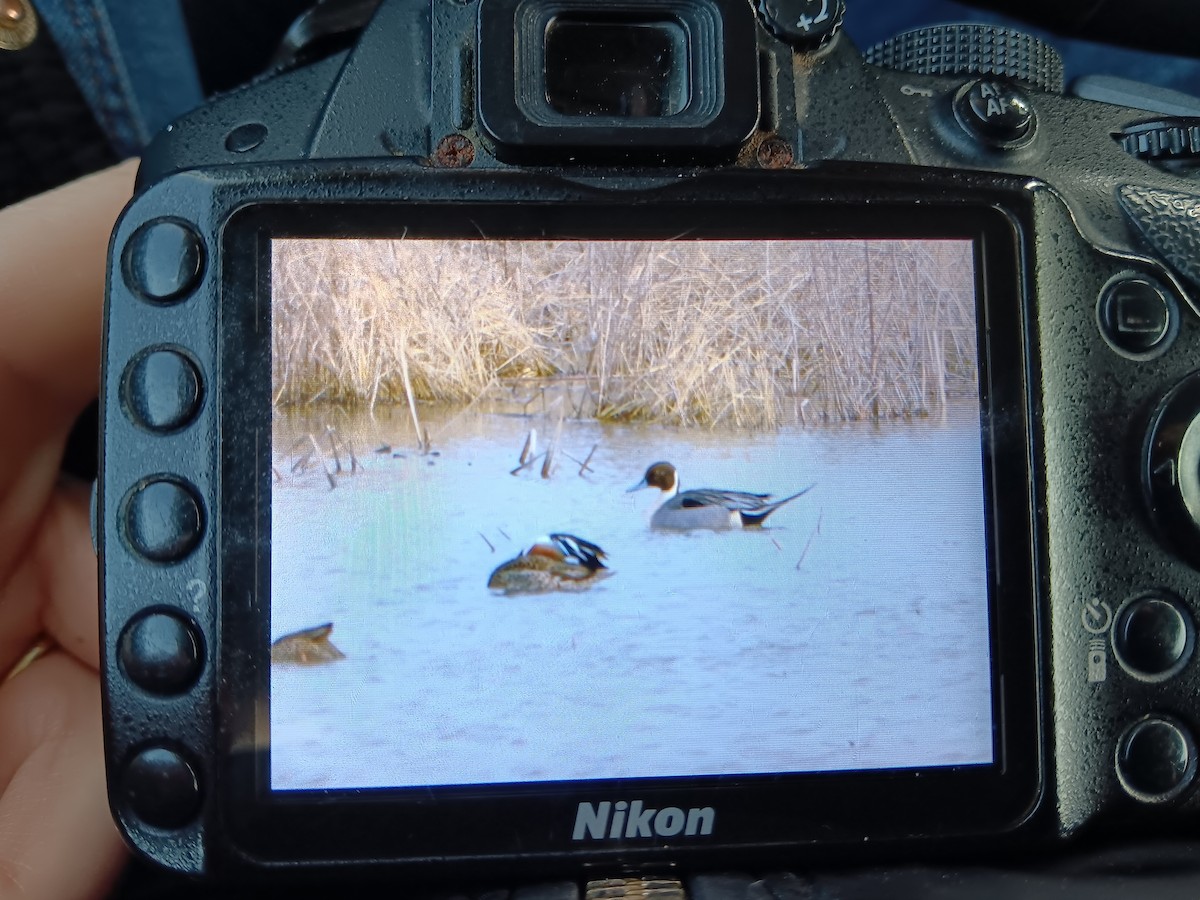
[1113,594,1193,681]
[119,611,203,695]
[122,349,202,432]
[954,80,1035,147]
[225,122,268,153]
[123,479,203,563]
[122,220,204,303]
[758,0,845,49]
[121,746,201,829]
[1116,716,1197,803]
[1097,274,1177,359]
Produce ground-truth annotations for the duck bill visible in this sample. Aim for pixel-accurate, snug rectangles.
[626,478,650,493]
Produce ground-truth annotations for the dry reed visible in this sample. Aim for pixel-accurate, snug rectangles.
[271,238,976,427]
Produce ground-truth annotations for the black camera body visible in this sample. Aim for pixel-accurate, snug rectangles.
[100,0,1200,878]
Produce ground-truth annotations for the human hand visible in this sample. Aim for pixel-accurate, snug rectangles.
[0,161,138,900]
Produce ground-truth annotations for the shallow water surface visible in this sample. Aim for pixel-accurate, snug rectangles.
[270,405,993,790]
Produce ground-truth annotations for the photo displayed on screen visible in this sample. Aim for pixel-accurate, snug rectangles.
[268,236,995,791]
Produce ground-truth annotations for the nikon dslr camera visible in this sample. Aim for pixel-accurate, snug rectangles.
[99,0,1200,878]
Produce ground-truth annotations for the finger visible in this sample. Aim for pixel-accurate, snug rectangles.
[0,160,137,416]
[37,479,103,670]
[0,653,128,900]
[0,478,101,677]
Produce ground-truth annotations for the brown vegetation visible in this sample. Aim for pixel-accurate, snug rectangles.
[272,238,977,427]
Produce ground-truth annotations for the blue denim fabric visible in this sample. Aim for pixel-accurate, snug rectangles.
[34,0,203,156]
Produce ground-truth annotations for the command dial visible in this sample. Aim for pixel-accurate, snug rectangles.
[865,24,1064,94]
[1118,119,1200,165]
[759,0,845,50]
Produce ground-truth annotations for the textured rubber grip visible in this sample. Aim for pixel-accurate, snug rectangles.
[864,24,1064,94]
[1118,184,1200,292]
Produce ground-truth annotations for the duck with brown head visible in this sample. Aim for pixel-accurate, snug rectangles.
[628,461,814,530]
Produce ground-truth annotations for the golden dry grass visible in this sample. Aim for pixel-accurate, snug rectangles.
[272,238,976,427]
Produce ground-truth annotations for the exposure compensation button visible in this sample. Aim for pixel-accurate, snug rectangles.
[1116,716,1197,803]
[757,0,845,49]
[124,479,204,563]
[119,610,203,695]
[121,746,201,829]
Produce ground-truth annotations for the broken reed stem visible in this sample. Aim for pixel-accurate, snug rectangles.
[541,401,566,479]
[519,429,537,466]
[578,444,597,476]
[308,434,337,489]
[511,450,546,476]
[326,428,341,474]
[795,512,823,571]
[397,335,425,452]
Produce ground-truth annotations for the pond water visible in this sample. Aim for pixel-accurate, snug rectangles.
[270,404,994,790]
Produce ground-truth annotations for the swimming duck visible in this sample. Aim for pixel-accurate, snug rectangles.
[488,533,612,595]
[628,461,814,530]
[270,622,346,665]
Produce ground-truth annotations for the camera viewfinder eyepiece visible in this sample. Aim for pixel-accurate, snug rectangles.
[477,0,760,162]
[544,17,689,118]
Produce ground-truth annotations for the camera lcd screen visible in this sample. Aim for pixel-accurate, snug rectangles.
[266,235,995,793]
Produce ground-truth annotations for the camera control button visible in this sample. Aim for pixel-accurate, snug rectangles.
[122,220,205,304]
[1097,274,1178,359]
[1116,715,1197,803]
[121,746,201,829]
[225,122,268,153]
[122,349,203,432]
[1144,373,1200,569]
[954,80,1035,147]
[123,479,204,563]
[758,0,845,49]
[1113,594,1193,681]
[119,610,203,695]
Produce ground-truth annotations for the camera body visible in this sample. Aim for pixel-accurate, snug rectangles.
[99,0,1200,877]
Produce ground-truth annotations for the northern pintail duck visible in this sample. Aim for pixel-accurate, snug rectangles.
[488,533,612,595]
[271,623,346,665]
[628,461,813,530]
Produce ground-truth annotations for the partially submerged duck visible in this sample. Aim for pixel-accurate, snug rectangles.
[628,461,814,530]
[271,623,346,665]
[488,533,612,595]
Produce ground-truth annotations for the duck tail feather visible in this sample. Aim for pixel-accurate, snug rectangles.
[776,483,816,506]
[741,484,816,526]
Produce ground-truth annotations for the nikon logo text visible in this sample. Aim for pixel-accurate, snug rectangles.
[572,801,716,840]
